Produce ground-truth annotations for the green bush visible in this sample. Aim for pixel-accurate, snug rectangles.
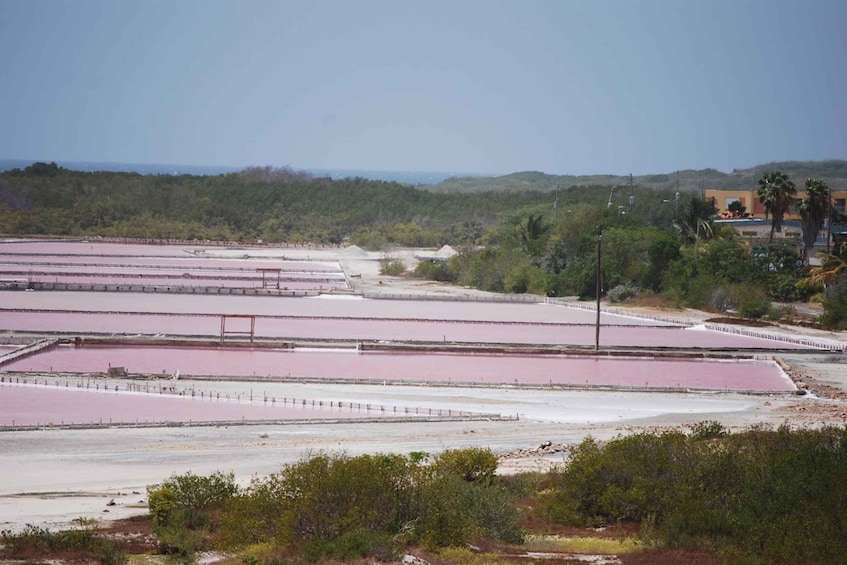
[538,426,847,563]
[227,453,416,551]
[0,524,126,565]
[413,259,455,282]
[821,273,847,329]
[302,529,398,562]
[732,283,772,319]
[433,447,499,483]
[688,420,727,441]
[161,449,522,560]
[147,470,238,557]
[606,282,639,303]
[378,254,406,275]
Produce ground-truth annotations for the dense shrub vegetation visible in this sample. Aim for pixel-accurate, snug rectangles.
[539,424,847,564]
[146,449,522,562]
[0,163,552,244]
[137,429,847,564]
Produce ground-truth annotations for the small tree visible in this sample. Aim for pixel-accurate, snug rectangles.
[727,200,746,218]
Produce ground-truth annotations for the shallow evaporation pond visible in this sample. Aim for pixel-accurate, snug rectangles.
[0,382,410,427]
[0,311,812,350]
[1,347,796,392]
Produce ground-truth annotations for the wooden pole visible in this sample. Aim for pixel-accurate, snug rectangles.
[595,226,602,351]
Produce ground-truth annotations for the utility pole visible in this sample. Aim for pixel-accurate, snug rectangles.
[554,185,560,219]
[827,182,832,253]
[628,174,635,214]
[595,226,602,351]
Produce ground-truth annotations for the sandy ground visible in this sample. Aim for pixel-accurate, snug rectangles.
[2,244,847,532]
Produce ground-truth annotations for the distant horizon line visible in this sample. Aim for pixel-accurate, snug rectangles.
[2,156,844,182]
[0,157,492,185]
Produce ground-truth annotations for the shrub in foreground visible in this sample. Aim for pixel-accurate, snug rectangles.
[0,523,126,565]
[538,425,847,564]
[150,449,522,561]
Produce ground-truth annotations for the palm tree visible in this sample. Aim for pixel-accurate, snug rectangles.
[518,213,550,259]
[676,194,716,243]
[797,177,830,259]
[809,252,847,287]
[757,171,797,241]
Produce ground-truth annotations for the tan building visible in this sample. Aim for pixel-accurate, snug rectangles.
[705,189,847,221]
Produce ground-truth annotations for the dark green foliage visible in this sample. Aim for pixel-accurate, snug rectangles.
[798,178,830,255]
[688,420,727,440]
[413,259,456,282]
[675,194,717,243]
[0,166,550,243]
[0,523,126,565]
[447,247,525,293]
[645,234,681,292]
[378,254,406,275]
[517,213,550,259]
[151,449,522,561]
[302,530,398,563]
[539,425,847,564]
[758,171,798,241]
[147,470,238,557]
[732,283,772,319]
[416,473,523,549]
[727,199,746,217]
[433,447,499,483]
[821,273,847,329]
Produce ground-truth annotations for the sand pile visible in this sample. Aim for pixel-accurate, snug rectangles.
[341,244,369,257]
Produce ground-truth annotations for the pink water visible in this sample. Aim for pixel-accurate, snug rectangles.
[2,346,795,392]
[0,311,809,349]
[1,265,344,279]
[0,241,193,256]
[5,255,341,271]
[17,277,345,290]
[0,383,394,426]
[3,292,666,325]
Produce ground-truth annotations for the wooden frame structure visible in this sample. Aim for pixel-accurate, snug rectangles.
[256,268,282,289]
[220,314,256,342]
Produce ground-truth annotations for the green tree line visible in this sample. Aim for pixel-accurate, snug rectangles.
[0,163,559,245]
[415,170,847,325]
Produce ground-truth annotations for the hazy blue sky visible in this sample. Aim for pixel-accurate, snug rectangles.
[1,0,845,175]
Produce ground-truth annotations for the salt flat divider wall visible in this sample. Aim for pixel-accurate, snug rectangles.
[18,281,320,296]
[0,338,59,367]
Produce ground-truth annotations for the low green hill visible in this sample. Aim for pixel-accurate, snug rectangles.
[426,160,847,193]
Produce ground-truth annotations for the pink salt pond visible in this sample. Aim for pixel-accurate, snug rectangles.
[3,345,795,393]
[0,310,814,349]
[0,382,406,427]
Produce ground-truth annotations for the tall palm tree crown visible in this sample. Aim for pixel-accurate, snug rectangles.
[757,171,797,241]
[797,177,830,257]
